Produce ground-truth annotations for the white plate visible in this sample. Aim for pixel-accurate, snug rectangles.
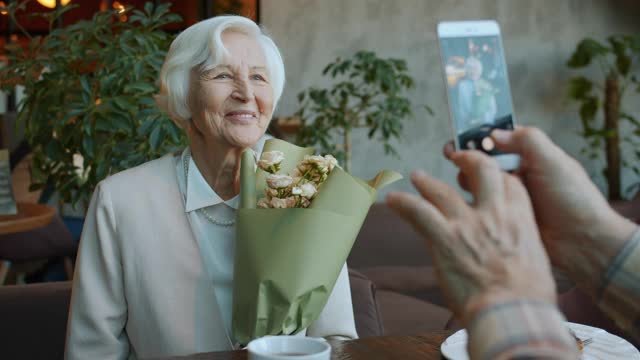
[440,322,639,360]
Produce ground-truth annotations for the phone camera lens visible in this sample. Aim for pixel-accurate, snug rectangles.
[481,137,495,151]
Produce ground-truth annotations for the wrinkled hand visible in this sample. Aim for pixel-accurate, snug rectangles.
[446,127,636,289]
[386,150,555,324]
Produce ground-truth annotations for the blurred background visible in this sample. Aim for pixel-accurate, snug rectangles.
[262,0,640,200]
[0,2,639,358]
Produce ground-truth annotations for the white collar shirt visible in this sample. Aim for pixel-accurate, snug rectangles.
[174,137,268,345]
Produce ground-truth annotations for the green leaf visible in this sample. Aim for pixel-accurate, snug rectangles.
[144,2,154,16]
[80,76,91,95]
[567,38,609,68]
[124,81,156,93]
[322,63,334,76]
[45,141,63,160]
[113,97,132,110]
[82,136,95,157]
[616,54,631,76]
[138,116,157,136]
[579,96,599,124]
[139,96,158,107]
[568,76,593,100]
[134,61,144,78]
[112,114,131,133]
[149,125,164,151]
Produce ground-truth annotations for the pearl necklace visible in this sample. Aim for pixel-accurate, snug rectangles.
[183,150,236,227]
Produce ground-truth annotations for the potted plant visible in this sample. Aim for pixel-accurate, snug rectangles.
[0,1,186,211]
[567,35,640,200]
[295,51,428,172]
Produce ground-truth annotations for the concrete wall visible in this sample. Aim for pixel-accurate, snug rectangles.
[261,0,640,199]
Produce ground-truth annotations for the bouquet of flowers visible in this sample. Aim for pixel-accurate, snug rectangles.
[231,138,401,345]
[256,151,338,209]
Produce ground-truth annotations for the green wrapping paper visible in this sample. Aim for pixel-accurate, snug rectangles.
[232,139,402,345]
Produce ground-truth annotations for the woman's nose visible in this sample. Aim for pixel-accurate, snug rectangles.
[231,80,252,102]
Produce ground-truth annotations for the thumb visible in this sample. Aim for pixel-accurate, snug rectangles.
[491,126,564,163]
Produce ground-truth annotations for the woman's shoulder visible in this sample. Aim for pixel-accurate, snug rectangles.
[97,150,181,198]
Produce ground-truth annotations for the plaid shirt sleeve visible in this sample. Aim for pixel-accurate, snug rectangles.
[467,299,579,360]
[597,227,640,342]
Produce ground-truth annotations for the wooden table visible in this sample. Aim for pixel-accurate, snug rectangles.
[0,202,56,235]
[162,331,453,359]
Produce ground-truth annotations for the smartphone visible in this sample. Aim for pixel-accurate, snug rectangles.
[437,20,520,171]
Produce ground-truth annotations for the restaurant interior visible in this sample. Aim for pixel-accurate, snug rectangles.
[0,1,639,359]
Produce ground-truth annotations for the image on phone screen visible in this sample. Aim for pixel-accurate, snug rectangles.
[439,35,515,154]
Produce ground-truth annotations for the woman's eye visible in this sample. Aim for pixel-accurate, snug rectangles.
[251,74,266,81]
[214,73,232,79]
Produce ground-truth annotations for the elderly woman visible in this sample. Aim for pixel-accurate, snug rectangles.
[456,56,497,131]
[65,16,357,359]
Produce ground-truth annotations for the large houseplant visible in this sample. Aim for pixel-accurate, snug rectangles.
[295,51,426,172]
[567,35,640,200]
[0,1,186,210]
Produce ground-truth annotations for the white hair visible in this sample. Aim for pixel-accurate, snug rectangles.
[155,16,285,129]
[465,56,483,74]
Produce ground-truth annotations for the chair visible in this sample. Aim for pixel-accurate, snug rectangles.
[0,214,77,284]
[0,272,383,358]
[0,146,77,284]
[348,268,384,337]
[348,203,453,335]
[0,281,72,359]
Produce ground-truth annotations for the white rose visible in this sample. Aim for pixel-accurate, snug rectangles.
[304,155,327,169]
[265,188,278,197]
[299,182,317,198]
[257,198,271,208]
[285,197,297,208]
[290,167,301,178]
[270,196,296,208]
[258,151,285,173]
[266,174,293,189]
[324,154,338,171]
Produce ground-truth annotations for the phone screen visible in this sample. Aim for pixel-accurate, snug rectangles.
[439,34,515,154]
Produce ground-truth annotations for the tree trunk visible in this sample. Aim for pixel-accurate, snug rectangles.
[604,73,621,201]
[344,127,351,173]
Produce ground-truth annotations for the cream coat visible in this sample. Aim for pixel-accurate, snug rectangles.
[65,153,357,359]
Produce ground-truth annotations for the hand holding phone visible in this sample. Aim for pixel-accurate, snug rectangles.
[437,20,520,171]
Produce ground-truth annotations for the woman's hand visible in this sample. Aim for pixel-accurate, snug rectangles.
[386,150,556,325]
[483,127,635,289]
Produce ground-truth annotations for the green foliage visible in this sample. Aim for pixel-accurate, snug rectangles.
[567,35,640,197]
[0,1,186,208]
[295,51,424,169]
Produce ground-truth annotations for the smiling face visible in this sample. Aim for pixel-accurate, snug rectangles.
[188,31,274,149]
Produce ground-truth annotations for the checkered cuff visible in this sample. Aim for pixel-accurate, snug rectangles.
[467,299,577,360]
[598,227,640,333]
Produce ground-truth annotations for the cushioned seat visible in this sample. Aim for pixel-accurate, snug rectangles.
[0,215,76,262]
[0,270,384,358]
[376,290,451,336]
[348,203,452,334]
[0,281,71,360]
[348,268,384,337]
